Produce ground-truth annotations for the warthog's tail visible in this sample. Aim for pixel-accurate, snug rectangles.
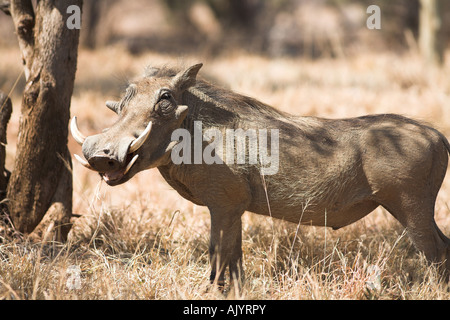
[438,131,450,156]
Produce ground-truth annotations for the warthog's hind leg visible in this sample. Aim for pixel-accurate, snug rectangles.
[381,194,450,278]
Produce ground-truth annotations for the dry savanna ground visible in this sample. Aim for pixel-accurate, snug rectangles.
[1,45,450,299]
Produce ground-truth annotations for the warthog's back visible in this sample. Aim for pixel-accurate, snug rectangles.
[245,114,449,229]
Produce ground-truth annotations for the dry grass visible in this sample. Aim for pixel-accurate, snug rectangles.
[1,44,450,299]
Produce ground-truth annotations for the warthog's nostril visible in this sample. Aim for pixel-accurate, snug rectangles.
[88,155,121,172]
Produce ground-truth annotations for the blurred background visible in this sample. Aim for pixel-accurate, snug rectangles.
[2,0,448,56]
[1,0,449,95]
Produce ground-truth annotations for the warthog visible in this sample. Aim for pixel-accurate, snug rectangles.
[71,63,450,286]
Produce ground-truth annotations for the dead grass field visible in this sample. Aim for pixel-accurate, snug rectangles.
[1,45,450,299]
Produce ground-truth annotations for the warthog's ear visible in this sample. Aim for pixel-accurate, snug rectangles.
[172,63,203,92]
[106,100,120,114]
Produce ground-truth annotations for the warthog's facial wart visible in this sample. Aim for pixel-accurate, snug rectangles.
[71,63,202,185]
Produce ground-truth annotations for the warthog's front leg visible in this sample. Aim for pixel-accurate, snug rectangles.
[209,207,244,290]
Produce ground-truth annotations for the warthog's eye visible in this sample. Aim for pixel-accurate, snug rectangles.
[160,92,171,100]
[156,90,175,116]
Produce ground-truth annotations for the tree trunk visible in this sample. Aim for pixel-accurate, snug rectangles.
[6,0,81,240]
[419,0,444,65]
[0,92,12,201]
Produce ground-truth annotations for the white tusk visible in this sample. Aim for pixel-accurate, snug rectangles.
[128,121,152,153]
[70,117,86,145]
[123,154,139,175]
[74,154,93,170]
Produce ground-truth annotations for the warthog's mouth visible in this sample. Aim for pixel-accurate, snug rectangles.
[71,117,152,186]
[99,152,139,186]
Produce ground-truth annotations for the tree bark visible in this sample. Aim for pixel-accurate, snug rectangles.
[419,0,444,65]
[0,92,12,200]
[6,0,81,240]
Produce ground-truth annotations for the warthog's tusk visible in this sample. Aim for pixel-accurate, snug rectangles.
[74,153,93,170]
[70,117,86,145]
[128,121,152,153]
[123,154,139,175]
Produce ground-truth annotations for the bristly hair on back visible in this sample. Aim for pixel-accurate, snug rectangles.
[143,64,288,120]
[144,64,180,79]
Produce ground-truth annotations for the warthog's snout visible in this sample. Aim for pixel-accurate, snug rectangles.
[71,116,152,185]
[85,150,121,172]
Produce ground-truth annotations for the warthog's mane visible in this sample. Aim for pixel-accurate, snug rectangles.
[143,64,339,150]
[144,64,289,122]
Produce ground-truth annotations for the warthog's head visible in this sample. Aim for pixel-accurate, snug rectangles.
[71,63,203,186]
